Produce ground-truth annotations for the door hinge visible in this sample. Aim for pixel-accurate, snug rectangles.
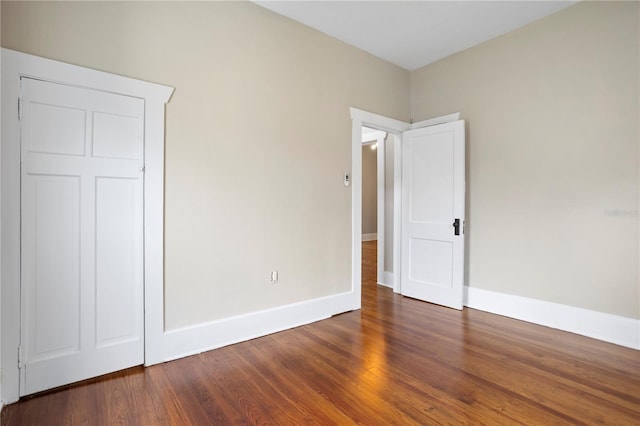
[18,345,24,369]
[18,97,23,121]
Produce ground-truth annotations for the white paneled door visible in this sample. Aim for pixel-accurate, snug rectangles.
[20,77,145,395]
[401,121,465,309]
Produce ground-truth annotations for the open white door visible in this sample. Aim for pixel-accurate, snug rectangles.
[20,77,144,395]
[400,121,465,309]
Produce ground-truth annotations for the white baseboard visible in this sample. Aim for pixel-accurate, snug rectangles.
[465,286,640,350]
[378,271,394,288]
[362,233,377,241]
[160,291,357,362]
[153,284,638,368]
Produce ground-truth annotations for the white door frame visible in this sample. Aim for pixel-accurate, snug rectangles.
[350,108,410,302]
[350,108,462,300]
[1,49,173,404]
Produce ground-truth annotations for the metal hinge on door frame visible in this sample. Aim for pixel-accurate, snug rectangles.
[18,96,23,120]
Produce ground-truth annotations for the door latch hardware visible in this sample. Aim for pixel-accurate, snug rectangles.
[453,218,461,236]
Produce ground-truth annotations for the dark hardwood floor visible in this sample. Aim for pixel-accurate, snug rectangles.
[3,240,639,425]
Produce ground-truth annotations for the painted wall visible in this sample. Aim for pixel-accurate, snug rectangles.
[384,135,394,273]
[362,144,377,235]
[1,1,410,328]
[411,1,639,319]
[2,0,636,335]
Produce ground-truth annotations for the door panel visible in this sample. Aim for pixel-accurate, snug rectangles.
[28,103,86,156]
[92,112,141,159]
[20,77,144,395]
[408,238,453,288]
[401,121,465,309]
[409,131,454,223]
[26,175,81,362]
[95,177,142,348]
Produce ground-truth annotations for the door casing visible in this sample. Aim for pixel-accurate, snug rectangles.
[1,49,173,403]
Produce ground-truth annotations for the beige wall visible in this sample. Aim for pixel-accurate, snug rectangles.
[362,144,377,235]
[1,1,410,328]
[384,134,394,272]
[2,0,637,329]
[411,1,639,319]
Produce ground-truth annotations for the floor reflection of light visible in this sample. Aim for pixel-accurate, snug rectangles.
[358,240,389,396]
[358,325,387,394]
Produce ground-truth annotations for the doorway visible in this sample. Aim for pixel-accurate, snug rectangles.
[349,108,465,311]
[361,127,394,289]
[349,108,408,310]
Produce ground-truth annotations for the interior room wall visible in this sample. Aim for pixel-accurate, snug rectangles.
[384,134,394,272]
[410,1,639,319]
[361,143,377,236]
[0,1,410,329]
[3,0,636,345]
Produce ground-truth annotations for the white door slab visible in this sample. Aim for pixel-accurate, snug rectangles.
[400,121,465,309]
[20,77,144,395]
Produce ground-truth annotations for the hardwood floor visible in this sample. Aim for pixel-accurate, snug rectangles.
[3,240,639,425]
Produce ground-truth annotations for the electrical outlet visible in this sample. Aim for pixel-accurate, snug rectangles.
[270,270,279,284]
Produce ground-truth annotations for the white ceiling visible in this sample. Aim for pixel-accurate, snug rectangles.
[254,1,577,71]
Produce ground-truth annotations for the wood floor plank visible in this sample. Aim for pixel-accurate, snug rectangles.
[234,341,355,424]
[2,240,638,425]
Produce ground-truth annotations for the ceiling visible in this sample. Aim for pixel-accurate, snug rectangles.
[254,1,577,71]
